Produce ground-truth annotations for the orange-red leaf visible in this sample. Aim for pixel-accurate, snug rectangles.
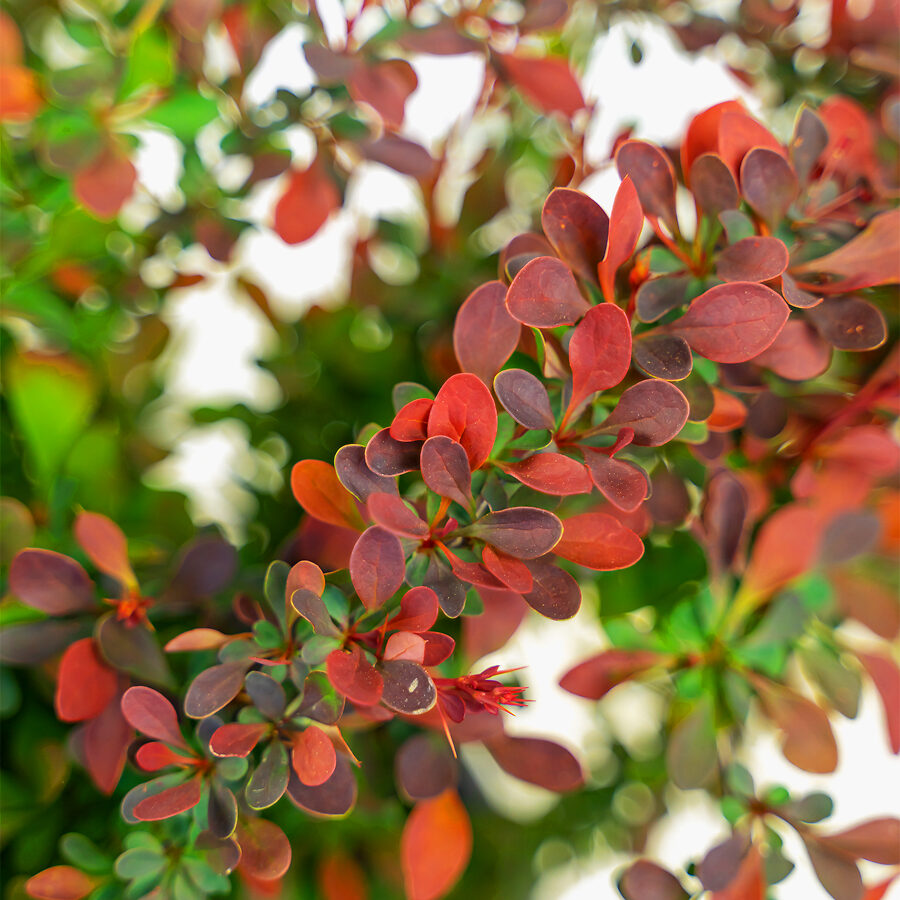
[291,459,364,530]
[25,866,97,900]
[55,638,118,723]
[74,511,136,589]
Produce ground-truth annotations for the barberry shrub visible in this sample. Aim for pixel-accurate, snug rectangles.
[4,60,898,900]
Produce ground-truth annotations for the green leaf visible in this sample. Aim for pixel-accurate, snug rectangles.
[6,353,97,489]
[667,696,717,789]
[144,92,220,142]
[60,833,113,874]
[115,847,167,880]
[120,27,174,99]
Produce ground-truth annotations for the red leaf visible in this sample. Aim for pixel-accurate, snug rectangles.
[541,188,609,283]
[9,549,95,616]
[716,236,790,283]
[121,686,188,748]
[667,282,789,364]
[682,100,747,176]
[707,388,748,432]
[616,140,678,227]
[237,818,292,881]
[326,644,383,707]
[164,628,231,653]
[795,209,900,290]
[391,398,434,442]
[273,161,340,244]
[350,526,406,610]
[135,741,195,771]
[73,511,136,589]
[554,511,644,570]
[367,493,429,538]
[319,852,367,900]
[55,638,118,723]
[453,281,520,385]
[820,818,900,865]
[740,147,798,227]
[427,373,497,471]
[560,649,662,699]
[755,319,832,381]
[25,867,97,900]
[499,54,585,118]
[348,59,417,128]
[567,303,632,413]
[420,436,472,507]
[291,459,364,530]
[522,559,582,619]
[292,725,337,786]
[857,652,900,754]
[73,144,136,220]
[711,845,765,900]
[740,505,822,601]
[133,775,202,820]
[717,110,785,178]
[482,545,533,593]
[401,789,472,900]
[751,676,838,773]
[384,631,426,663]
[209,722,269,758]
[486,735,584,792]
[500,452,592,496]
[598,176,643,301]
[620,859,688,900]
[690,152,739,216]
[80,691,132,794]
[506,256,590,328]
[388,586,439,633]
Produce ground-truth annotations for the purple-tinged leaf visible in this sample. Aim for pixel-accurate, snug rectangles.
[597,380,689,446]
[583,450,649,512]
[781,272,822,308]
[522,559,581,619]
[740,147,799,227]
[246,740,289,809]
[485,735,584,792]
[245,671,286,720]
[616,140,678,228]
[350,526,406,610]
[560,649,662,699]
[494,368,556,430]
[690,152,739,216]
[291,589,339,636]
[184,662,248,719]
[368,493,429,538]
[420,436,472,507]
[335,444,397,501]
[635,275,691,323]
[633,334,693,381]
[121,686,187,748]
[380,660,436,714]
[716,236,789,283]
[467,507,563,559]
[453,281,521,385]
[791,106,829,184]
[133,776,202,821]
[506,257,590,328]
[395,735,457,800]
[499,452,592,496]
[619,860,688,900]
[540,188,608,283]
[807,297,887,351]
[365,429,422,476]
[9,549,95,615]
[287,754,357,817]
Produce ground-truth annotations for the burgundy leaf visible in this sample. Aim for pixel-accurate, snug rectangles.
[567,303,632,412]
[522,559,581,619]
[486,735,584,792]
[616,140,678,228]
[506,256,590,328]
[9,549,95,615]
[380,659,436,714]
[494,368,556,430]
[541,188,609,283]
[583,450,649,512]
[420,436,472,507]
[740,147,798,227]
[560,649,662,699]
[690,152,739,216]
[633,334,693,381]
[365,428,422,476]
[133,776,202,821]
[350,526,406,610]
[367,493,429,538]
[467,507,563,559]
[500,452,592,496]
[635,275,691,323]
[597,380,689,446]
[716,236,790,283]
[453,281,520,385]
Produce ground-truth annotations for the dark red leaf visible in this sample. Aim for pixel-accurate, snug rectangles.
[291,459,364,530]
[791,105,829,184]
[467,507,563,559]
[635,275,691,323]
[506,256,590,328]
[287,755,357,817]
[273,161,340,245]
[494,368,555,430]
[395,735,457,801]
[554,512,644,570]
[597,380,689,446]
[690,152,739,216]
[362,134,435,177]
[807,297,887,352]
[365,428,422,476]
[420,436,472,507]
[598,176,643,301]
[560,649,662,699]
[820,818,900,865]
[55,638,118,723]
[486,735,584,791]
[453,281,520,385]
[522,559,581,619]
[326,644,383,706]
[350,526,406,610]
[9,549,95,616]
[567,303,632,411]
[541,188,609,283]
[482,545,534,593]
[740,147,798,227]
[334,444,398,502]
[667,282,789,363]
[80,691,132,794]
[717,111,785,177]
[427,373,497,471]
[633,334,693,381]
[702,471,748,573]
[583,450,648,512]
[401,789,472,900]
[500,452,592,496]
[781,272,822,308]
[717,236,789,283]
[755,319,832,380]
[381,659,436,714]
[616,140,678,228]
[620,859,688,900]
[184,661,248,719]
[121,686,187,748]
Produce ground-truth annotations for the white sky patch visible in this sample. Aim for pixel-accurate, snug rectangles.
[131,127,184,209]
[242,23,315,108]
